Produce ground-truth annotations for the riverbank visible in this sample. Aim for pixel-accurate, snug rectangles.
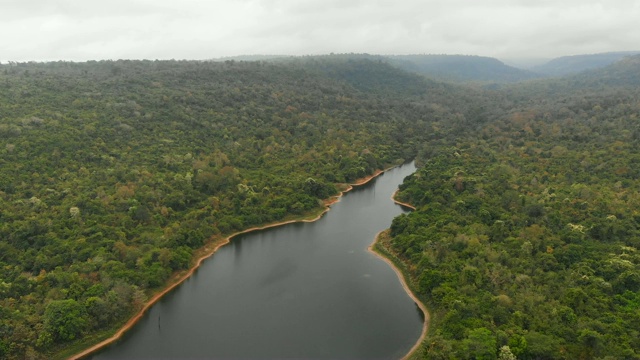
[67,167,392,360]
[392,189,417,210]
[368,193,428,360]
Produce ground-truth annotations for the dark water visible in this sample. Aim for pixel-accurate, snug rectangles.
[91,162,420,359]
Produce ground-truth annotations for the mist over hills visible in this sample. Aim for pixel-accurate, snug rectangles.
[212,51,640,85]
[382,51,640,84]
[385,54,540,83]
[504,53,640,100]
[530,51,640,77]
[562,53,640,87]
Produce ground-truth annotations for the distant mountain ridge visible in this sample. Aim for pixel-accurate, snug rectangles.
[210,52,640,84]
[565,53,640,87]
[505,54,640,100]
[212,54,291,62]
[531,51,640,76]
[385,54,540,83]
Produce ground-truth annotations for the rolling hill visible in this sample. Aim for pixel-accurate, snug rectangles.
[531,51,640,76]
[385,54,540,83]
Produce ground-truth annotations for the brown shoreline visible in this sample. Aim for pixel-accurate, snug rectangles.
[369,193,427,360]
[68,168,388,360]
[392,189,417,210]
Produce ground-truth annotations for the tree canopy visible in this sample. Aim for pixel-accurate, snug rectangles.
[387,60,640,359]
[0,57,474,359]
[3,54,640,359]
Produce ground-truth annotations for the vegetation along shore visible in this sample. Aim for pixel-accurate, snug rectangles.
[68,167,393,359]
[3,53,640,359]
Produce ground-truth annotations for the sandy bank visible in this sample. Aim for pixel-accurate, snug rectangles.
[392,189,417,210]
[368,193,427,360]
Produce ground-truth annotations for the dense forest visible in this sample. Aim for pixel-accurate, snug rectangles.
[386,56,640,359]
[0,57,477,359]
[1,53,640,359]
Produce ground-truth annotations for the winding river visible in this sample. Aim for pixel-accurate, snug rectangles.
[90,162,421,359]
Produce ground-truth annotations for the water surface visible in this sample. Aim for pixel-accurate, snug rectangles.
[92,162,420,359]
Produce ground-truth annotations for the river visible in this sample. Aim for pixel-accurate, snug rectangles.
[90,162,421,359]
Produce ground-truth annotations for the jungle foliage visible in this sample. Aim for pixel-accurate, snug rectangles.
[2,54,640,359]
[0,57,480,359]
[390,59,640,359]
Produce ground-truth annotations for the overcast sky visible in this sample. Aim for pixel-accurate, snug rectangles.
[1,0,639,63]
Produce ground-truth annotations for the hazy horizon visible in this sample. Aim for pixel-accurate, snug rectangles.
[2,0,639,63]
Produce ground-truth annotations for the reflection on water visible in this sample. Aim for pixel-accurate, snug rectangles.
[92,162,421,359]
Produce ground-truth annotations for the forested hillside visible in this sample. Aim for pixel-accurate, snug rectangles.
[531,51,640,77]
[385,61,640,359]
[0,58,475,359]
[3,54,640,360]
[386,55,540,84]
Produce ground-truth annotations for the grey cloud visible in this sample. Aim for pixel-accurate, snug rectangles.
[1,0,639,62]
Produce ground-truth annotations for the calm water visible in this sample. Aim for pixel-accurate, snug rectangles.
[91,162,420,359]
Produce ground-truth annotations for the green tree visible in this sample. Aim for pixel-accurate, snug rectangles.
[462,328,497,360]
[43,299,88,342]
[498,346,517,360]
